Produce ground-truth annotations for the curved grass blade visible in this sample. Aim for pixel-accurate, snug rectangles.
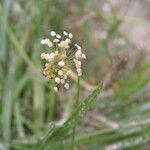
[36,83,103,150]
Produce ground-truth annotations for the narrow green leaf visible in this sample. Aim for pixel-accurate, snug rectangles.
[47,81,57,121]
[2,59,15,143]
[14,100,25,137]
[0,0,11,62]
[65,119,150,148]
[7,26,37,73]
[33,79,45,128]
[37,83,103,150]
[106,132,150,150]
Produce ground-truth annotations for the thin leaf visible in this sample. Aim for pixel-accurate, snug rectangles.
[0,0,11,63]
[37,83,103,150]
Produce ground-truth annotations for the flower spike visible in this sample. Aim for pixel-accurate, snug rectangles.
[41,31,86,91]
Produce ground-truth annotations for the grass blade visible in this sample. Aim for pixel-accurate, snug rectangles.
[37,83,103,150]
[14,100,25,137]
[0,0,11,63]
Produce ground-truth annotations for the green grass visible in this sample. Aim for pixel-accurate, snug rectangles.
[36,83,102,150]
[0,0,150,150]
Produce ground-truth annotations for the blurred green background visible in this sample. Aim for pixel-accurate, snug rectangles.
[0,0,150,150]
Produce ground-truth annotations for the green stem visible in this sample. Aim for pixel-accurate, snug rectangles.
[71,76,80,150]
[48,81,57,121]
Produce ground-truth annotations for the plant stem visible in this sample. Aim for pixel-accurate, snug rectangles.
[71,76,80,150]
[48,81,57,121]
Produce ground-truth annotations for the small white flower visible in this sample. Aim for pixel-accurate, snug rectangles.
[73,58,77,62]
[75,43,81,50]
[41,53,46,59]
[68,33,73,38]
[82,53,86,59]
[58,70,63,76]
[64,83,69,89]
[64,75,67,79]
[55,77,60,84]
[45,54,51,61]
[58,61,65,67]
[48,42,53,47]
[65,38,71,43]
[41,39,45,44]
[50,31,56,36]
[41,39,53,47]
[75,50,82,59]
[41,53,56,62]
[60,79,65,84]
[56,34,61,39]
[47,53,56,61]
[63,31,68,36]
[53,39,59,43]
[75,64,81,68]
[58,40,70,49]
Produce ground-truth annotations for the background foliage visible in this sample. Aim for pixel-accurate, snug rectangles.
[0,0,150,150]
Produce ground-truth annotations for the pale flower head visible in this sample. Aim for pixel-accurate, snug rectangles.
[40,31,86,91]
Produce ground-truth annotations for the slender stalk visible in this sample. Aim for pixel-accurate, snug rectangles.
[48,81,57,121]
[71,76,80,150]
[76,76,80,107]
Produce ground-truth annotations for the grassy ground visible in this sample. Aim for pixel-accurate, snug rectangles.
[0,0,150,150]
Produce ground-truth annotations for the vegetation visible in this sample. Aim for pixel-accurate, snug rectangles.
[0,0,150,150]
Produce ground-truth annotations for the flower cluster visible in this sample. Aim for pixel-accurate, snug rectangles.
[40,31,86,91]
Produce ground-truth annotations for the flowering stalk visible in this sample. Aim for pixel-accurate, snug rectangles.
[76,77,80,110]
[40,31,86,149]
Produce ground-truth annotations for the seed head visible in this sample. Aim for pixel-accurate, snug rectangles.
[40,31,86,91]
